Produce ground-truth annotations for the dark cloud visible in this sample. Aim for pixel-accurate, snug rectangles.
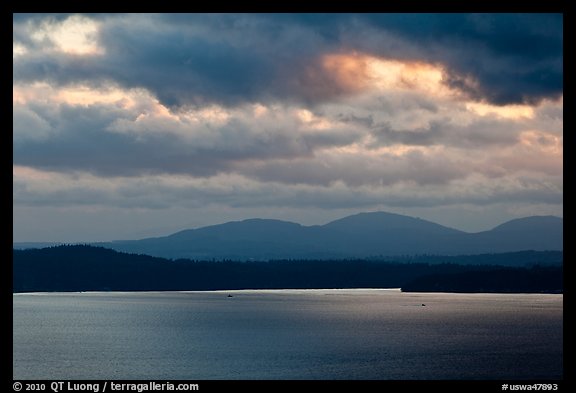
[12,101,359,177]
[14,13,343,107]
[12,100,505,189]
[13,168,562,213]
[243,150,470,188]
[13,13,562,108]
[358,13,563,105]
[371,122,443,147]
[369,118,522,148]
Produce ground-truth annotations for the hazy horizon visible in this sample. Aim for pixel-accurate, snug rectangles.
[12,210,564,244]
[13,14,563,243]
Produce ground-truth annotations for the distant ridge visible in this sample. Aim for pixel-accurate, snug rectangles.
[13,242,65,250]
[74,211,562,260]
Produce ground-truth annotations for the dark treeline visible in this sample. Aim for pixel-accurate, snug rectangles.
[13,245,563,293]
[402,266,562,293]
[365,250,562,267]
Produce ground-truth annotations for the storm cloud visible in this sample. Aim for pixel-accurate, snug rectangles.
[13,13,563,242]
[13,13,562,107]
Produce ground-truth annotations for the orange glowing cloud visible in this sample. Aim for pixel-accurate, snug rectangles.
[320,53,372,93]
[319,52,548,123]
[320,52,453,97]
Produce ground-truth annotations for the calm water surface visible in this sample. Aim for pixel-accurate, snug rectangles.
[13,289,563,380]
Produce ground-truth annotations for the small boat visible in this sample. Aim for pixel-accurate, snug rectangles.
[227,294,233,298]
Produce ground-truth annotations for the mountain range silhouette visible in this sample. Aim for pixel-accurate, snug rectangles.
[91,211,562,260]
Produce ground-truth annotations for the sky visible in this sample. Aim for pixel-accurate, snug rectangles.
[13,13,563,242]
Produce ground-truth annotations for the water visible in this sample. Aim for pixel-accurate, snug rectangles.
[13,289,563,380]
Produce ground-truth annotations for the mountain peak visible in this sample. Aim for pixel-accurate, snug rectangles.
[492,216,563,232]
[198,218,302,233]
[323,211,463,234]
[237,218,301,227]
